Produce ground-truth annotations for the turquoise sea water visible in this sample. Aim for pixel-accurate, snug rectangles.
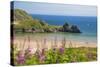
[30,14,97,43]
[15,14,97,43]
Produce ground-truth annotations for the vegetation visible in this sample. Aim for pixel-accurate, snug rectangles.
[11,39,97,66]
[12,9,81,33]
[10,36,97,66]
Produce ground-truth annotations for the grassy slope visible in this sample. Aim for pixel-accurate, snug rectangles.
[13,9,60,31]
[12,9,81,33]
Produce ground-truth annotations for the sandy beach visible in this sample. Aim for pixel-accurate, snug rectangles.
[13,38,97,54]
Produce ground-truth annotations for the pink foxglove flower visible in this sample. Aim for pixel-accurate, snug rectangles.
[17,50,25,64]
[59,47,64,54]
[25,47,33,59]
[39,49,46,63]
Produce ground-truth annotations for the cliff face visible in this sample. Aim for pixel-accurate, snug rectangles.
[12,9,81,33]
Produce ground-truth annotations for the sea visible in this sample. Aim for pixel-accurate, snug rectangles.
[17,14,97,43]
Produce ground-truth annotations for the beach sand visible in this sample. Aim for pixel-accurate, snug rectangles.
[13,38,97,54]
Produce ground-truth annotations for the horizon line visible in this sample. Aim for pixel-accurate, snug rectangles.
[30,13,97,17]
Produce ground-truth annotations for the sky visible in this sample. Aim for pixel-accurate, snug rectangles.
[12,1,97,16]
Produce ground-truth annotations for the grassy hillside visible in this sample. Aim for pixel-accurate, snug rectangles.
[13,9,46,32]
[12,9,81,33]
[14,9,33,21]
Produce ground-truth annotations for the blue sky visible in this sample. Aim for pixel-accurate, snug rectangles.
[13,1,97,16]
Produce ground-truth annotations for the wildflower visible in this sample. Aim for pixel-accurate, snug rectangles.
[39,49,46,63]
[25,47,33,59]
[39,55,45,63]
[16,50,25,64]
[59,47,64,54]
